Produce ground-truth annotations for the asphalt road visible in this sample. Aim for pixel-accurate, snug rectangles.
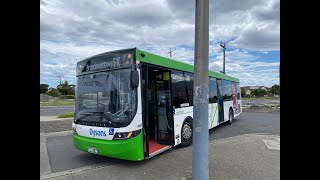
[40,106,75,116]
[43,111,279,174]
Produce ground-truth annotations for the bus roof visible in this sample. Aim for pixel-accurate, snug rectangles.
[136,48,239,83]
[76,48,239,82]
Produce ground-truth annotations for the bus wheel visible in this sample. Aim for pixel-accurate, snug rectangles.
[178,118,193,147]
[226,110,234,125]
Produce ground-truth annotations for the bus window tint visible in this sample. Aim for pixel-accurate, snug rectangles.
[171,70,188,108]
[209,77,217,103]
[222,80,232,101]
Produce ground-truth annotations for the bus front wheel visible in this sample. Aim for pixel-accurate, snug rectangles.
[178,118,193,147]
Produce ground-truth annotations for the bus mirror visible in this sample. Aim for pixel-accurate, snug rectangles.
[131,70,139,89]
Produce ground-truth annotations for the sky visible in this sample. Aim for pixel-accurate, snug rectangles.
[40,0,280,88]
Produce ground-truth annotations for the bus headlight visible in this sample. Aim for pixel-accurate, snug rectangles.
[113,129,141,140]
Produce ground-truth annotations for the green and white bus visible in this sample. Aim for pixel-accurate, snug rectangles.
[72,48,242,161]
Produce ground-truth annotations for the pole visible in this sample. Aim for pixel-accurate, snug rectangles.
[169,48,174,58]
[220,43,226,74]
[56,75,63,85]
[193,0,209,179]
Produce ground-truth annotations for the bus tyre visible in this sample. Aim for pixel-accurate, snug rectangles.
[226,110,234,125]
[178,118,193,147]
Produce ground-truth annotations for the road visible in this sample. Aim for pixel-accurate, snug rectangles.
[40,106,75,116]
[41,111,279,175]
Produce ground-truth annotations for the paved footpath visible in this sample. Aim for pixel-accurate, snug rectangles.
[40,133,279,180]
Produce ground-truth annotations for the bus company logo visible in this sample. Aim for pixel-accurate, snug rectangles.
[89,128,107,137]
[109,128,114,135]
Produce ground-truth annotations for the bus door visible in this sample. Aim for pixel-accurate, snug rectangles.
[141,65,174,158]
[151,68,175,145]
[217,79,224,123]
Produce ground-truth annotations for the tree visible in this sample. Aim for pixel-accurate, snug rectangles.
[251,89,267,97]
[46,88,60,97]
[57,80,75,96]
[270,84,280,95]
[40,84,49,94]
[241,87,245,97]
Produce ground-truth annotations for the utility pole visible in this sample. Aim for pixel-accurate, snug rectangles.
[56,75,63,85]
[193,0,209,179]
[220,43,226,74]
[168,48,175,58]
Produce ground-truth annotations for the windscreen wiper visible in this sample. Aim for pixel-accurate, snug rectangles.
[91,112,120,128]
[74,112,94,122]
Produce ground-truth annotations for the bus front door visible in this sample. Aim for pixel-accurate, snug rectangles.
[217,79,224,123]
[152,69,175,145]
[142,65,175,158]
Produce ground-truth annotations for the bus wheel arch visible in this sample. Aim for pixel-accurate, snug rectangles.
[178,117,193,147]
[226,107,234,125]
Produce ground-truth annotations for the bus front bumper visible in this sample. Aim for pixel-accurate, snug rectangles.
[72,132,144,161]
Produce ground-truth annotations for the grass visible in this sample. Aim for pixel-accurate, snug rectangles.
[57,112,74,118]
[40,100,75,106]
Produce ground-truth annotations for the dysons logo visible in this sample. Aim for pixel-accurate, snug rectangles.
[89,129,107,137]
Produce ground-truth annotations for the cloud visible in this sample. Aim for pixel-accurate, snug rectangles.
[40,0,280,87]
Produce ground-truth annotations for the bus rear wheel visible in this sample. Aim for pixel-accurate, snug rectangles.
[226,110,234,125]
[178,118,193,147]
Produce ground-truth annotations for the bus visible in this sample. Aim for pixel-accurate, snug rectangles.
[72,48,242,161]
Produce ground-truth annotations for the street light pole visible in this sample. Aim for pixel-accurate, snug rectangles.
[193,0,209,179]
[220,43,226,74]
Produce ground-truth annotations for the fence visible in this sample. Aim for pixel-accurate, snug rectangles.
[40,94,58,101]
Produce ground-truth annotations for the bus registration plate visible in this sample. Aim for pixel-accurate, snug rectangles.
[88,147,98,154]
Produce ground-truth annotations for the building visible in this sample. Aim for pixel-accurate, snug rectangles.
[241,85,269,97]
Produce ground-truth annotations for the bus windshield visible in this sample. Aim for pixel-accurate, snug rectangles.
[75,68,137,126]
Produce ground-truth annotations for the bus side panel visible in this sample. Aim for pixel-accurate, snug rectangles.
[234,99,242,118]
[173,106,193,146]
[209,103,219,129]
[223,101,233,121]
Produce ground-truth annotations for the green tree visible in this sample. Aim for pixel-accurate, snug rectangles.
[46,88,60,97]
[270,84,280,95]
[251,89,267,97]
[57,81,75,96]
[241,87,245,97]
[40,84,49,94]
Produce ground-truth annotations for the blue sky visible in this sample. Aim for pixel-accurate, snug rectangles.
[40,0,279,88]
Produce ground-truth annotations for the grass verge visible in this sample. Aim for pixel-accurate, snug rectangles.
[57,112,74,118]
[40,100,75,106]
